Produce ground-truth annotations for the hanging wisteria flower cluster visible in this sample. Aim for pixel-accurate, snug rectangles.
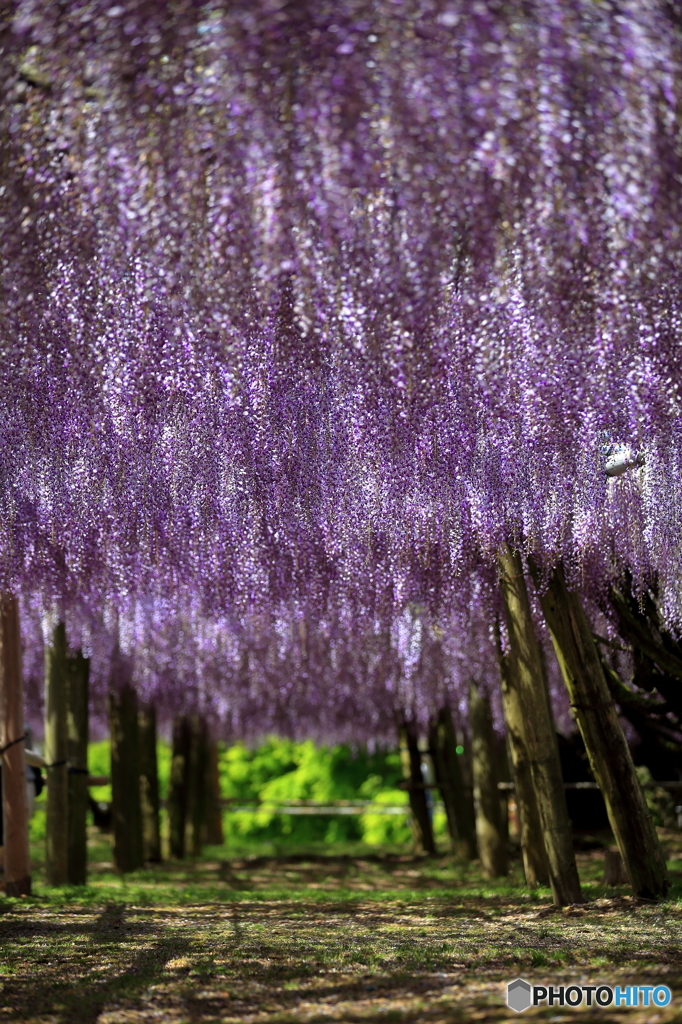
[2,0,682,731]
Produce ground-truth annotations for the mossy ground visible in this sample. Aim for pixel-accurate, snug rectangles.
[2,830,682,1023]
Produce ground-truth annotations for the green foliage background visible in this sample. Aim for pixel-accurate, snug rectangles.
[31,737,450,849]
[217,738,415,846]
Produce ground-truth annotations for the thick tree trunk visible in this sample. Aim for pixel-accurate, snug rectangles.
[469,682,507,877]
[533,561,669,899]
[109,682,144,873]
[185,714,209,857]
[67,652,89,885]
[499,546,583,905]
[168,715,191,859]
[496,626,549,887]
[429,707,476,861]
[398,720,436,855]
[205,740,224,846]
[139,704,162,863]
[0,595,31,896]
[45,622,69,887]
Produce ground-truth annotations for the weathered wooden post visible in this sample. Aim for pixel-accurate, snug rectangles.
[45,622,69,887]
[109,677,144,873]
[533,560,668,899]
[185,715,209,857]
[398,719,436,855]
[499,546,583,905]
[429,706,476,861]
[139,703,162,863]
[495,623,549,887]
[469,682,507,877]
[168,715,191,859]
[0,595,31,896]
[67,651,89,885]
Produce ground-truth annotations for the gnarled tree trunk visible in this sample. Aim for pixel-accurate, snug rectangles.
[168,715,191,859]
[469,682,507,877]
[185,714,209,857]
[533,561,668,900]
[499,546,583,905]
[139,703,162,863]
[398,719,436,856]
[495,623,549,887]
[429,706,476,861]
[67,652,89,885]
[0,595,31,896]
[45,622,69,887]
[109,681,143,873]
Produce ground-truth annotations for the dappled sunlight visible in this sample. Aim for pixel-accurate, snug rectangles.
[2,835,682,1023]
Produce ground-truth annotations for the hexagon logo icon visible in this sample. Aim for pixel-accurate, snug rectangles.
[507,978,532,1012]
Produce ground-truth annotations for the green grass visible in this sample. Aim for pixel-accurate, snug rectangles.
[2,828,682,1023]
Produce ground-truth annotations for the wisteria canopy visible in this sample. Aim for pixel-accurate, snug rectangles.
[2,0,682,736]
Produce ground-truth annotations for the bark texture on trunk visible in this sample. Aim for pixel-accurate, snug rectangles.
[0,595,31,896]
[533,561,668,899]
[168,715,191,859]
[205,740,224,846]
[109,682,144,874]
[429,707,476,861]
[398,720,436,855]
[496,624,549,887]
[469,682,507,878]
[499,546,583,905]
[45,622,69,887]
[139,704,162,863]
[67,652,89,885]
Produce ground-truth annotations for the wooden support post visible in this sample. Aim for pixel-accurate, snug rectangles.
[533,561,669,899]
[109,681,144,873]
[186,715,209,857]
[604,849,628,885]
[398,720,436,855]
[45,622,69,887]
[457,735,478,854]
[499,546,582,905]
[469,682,507,877]
[0,595,31,896]
[205,740,224,846]
[495,623,549,887]
[168,715,191,859]
[429,707,476,861]
[67,652,89,885]
[139,704,162,863]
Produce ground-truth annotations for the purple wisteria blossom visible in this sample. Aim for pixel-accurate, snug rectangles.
[1,1,681,731]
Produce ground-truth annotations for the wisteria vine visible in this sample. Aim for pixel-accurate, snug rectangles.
[2,0,682,733]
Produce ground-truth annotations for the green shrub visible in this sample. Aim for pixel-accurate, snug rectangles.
[359,788,411,846]
[218,739,406,846]
[63,736,433,851]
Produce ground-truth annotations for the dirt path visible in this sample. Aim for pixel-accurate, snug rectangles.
[1,847,681,1023]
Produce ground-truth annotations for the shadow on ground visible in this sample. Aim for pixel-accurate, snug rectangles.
[2,834,682,1023]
